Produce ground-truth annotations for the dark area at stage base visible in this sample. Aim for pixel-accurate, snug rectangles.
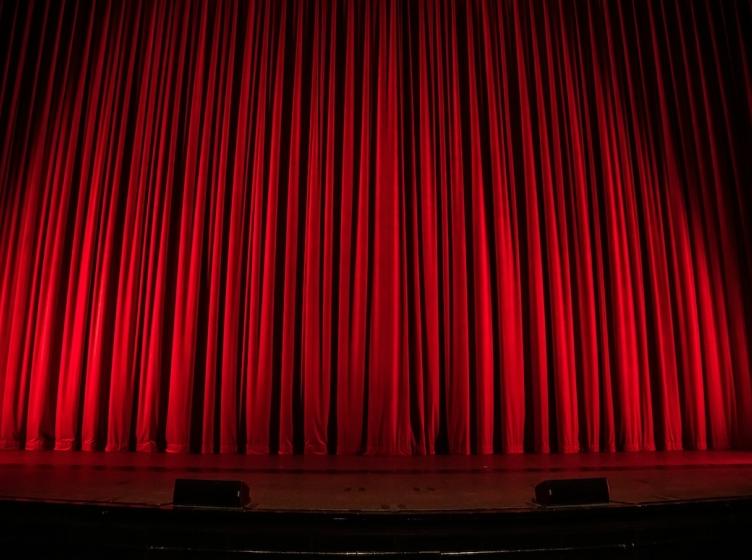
[2,497,751,559]
[0,451,750,558]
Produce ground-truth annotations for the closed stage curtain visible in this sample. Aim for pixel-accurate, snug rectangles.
[0,0,751,454]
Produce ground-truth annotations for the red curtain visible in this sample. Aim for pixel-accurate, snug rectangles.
[0,0,750,455]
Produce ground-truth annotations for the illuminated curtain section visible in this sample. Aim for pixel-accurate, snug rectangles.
[0,0,750,454]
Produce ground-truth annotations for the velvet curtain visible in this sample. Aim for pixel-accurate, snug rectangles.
[0,0,750,454]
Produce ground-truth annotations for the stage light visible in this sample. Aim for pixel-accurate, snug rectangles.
[534,477,610,506]
[172,479,251,509]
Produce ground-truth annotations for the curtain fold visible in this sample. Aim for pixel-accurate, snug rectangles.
[0,0,750,454]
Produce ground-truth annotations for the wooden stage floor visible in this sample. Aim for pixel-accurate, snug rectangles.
[1,450,751,512]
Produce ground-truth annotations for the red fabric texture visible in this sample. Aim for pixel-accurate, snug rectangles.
[0,0,750,454]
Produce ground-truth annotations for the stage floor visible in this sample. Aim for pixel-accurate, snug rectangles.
[1,450,751,512]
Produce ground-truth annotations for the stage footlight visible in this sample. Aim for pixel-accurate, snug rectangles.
[172,479,251,509]
[534,477,610,506]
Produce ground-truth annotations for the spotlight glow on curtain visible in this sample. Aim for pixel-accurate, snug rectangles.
[0,0,750,454]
